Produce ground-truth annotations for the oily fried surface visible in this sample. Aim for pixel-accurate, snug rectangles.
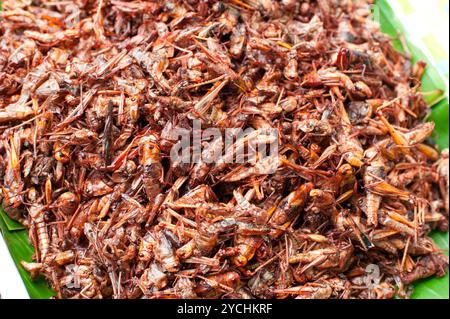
[0,0,448,299]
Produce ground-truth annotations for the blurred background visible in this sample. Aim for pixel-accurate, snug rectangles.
[388,0,449,80]
[0,0,449,299]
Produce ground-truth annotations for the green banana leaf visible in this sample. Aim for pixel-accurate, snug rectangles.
[0,209,56,299]
[376,0,449,299]
[0,0,449,299]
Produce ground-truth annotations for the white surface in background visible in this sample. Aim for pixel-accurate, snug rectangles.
[0,234,30,299]
[387,0,449,84]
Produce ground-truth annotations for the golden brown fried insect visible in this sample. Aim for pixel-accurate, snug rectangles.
[195,270,241,298]
[269,183,314,239]
[154,230,180,273]
[140,136,164,201]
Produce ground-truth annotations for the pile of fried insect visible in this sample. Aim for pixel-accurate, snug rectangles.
[0,0,448,299]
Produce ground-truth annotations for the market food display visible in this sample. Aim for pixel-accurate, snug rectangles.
[0,0,448,299]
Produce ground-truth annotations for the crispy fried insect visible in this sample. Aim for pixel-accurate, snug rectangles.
[140,136,164,202]
[0,0,447,300]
